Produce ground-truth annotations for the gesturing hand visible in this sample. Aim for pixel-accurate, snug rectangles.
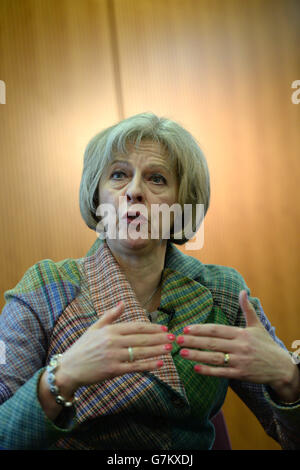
[176,290,295,389]
[56,301,175,394]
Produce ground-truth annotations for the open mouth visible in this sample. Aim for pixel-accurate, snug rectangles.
[127,212,139,221]
[123,211,148,228]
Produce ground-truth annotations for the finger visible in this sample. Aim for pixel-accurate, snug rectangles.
[112,321,169,335]
[91,301,125,329]
[117,358,165,375]
[182,323,241,339]
[239,290,261,327]
[118,343,173,362]
[193,363,240,379]
[176,335,237,353]
[179,348,235,367]
[117,332,175,348]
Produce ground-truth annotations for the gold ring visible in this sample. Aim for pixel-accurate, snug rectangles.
[128,346,134,362]
[224,353,230,366]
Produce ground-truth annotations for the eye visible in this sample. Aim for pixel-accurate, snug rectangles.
[149,174,166,185]
[110,170,127,180]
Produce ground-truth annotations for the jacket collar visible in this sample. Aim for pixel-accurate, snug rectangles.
[85,237,207,282]
[84,238,213,319]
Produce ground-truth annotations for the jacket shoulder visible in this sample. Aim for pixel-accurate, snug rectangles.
[4,256,83,315]
[198,263,247,292]
[194,261,249,326]
[167,244,247,295]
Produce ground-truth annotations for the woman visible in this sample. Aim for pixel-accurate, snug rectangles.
[0,112,299,450]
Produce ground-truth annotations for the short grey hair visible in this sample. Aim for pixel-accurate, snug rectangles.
[79,112,210,245]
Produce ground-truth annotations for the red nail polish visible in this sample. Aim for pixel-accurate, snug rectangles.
[167,334,175,341]
[160,326,168,332]
[177,336,184,344]
[157,360,164,368]
[180,349,189,357]
[194,365,202,373]
[183,327,191,334]
[164,344,173,351]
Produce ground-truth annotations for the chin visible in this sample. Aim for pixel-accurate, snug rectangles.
[119,235,152,251]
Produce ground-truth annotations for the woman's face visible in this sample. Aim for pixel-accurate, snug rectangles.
[97,140,179,252]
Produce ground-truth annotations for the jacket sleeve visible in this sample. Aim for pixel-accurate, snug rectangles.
[0,365,76,450]
[0,261,79,449]
[229,278,300,450]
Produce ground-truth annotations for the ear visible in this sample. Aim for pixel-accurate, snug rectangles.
[239,290,261,327]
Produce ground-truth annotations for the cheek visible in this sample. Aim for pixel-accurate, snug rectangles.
[157,179,178,206]
[160,188,178,206]
[97,190,121,231]
[149,189,178,212]
[100,184,135,220]
[99,187,116,206]
[170,189,178,205]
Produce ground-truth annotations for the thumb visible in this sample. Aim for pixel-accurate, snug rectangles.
[91,301,125,329]
[239,290,261,327]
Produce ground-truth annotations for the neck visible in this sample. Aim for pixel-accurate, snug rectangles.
[106,239,167,308]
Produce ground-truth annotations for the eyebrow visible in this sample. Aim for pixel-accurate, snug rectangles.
[110,160,170,172]
[110,159,130,167]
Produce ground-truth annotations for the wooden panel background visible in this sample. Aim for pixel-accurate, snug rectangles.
[0,0,299,450]
[0,0,119,280]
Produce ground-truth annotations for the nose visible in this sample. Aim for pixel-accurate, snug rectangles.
[125,174,145,203]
